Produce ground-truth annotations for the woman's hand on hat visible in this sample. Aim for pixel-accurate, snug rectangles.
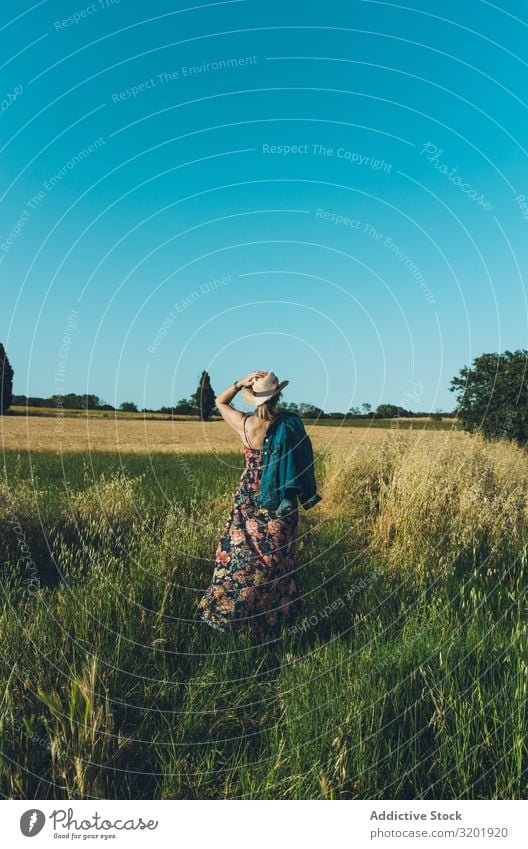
[238,371,266,387]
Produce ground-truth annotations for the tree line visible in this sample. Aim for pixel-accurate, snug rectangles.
[3,377,449,421]
[2,345,527,446]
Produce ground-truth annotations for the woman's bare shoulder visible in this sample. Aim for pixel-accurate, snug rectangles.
[244,415,272,447]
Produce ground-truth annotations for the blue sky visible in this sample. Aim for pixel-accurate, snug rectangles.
[1,0,526,412]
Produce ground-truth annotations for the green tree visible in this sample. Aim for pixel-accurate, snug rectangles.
[278,400,300,414]
[84,394,101,409]
[449,350,528,446]
[192,371,216,421]
[51,393,100,409]
[175,399,196,415]
[361,402,372,416]
[119,401,138,413]
[160,399,196,416]
[298,402,325,419]
[376,403,409,418]
[0,344,14,414]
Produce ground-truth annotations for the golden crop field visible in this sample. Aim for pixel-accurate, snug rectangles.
[0,413,463,455]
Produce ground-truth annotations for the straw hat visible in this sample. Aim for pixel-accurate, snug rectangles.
[242,371,289,405]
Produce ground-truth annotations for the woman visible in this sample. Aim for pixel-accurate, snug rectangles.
[197,370,321,642]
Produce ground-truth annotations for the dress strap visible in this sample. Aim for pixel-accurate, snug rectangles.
[243,414,253,448]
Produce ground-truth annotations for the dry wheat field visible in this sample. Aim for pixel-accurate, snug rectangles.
[0,413,457,453]
[0,417,527,799]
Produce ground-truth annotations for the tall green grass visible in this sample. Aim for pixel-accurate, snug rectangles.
[0,433,527,799]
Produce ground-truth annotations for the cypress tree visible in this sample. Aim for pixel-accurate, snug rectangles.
[192,371,216,421]
[0,343,14,414]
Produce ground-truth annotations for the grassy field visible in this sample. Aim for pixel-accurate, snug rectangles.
[0,422,527,799]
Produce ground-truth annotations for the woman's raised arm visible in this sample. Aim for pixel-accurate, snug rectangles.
[215,371,266,430]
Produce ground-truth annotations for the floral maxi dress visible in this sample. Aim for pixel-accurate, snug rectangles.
[197,445,301,641]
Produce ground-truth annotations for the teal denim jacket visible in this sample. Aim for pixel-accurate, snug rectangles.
[255,412,322,516]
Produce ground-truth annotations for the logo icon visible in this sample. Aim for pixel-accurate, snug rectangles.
[20,810,45,837]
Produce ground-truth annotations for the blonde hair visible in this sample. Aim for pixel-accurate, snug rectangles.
[256,392,281,422]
